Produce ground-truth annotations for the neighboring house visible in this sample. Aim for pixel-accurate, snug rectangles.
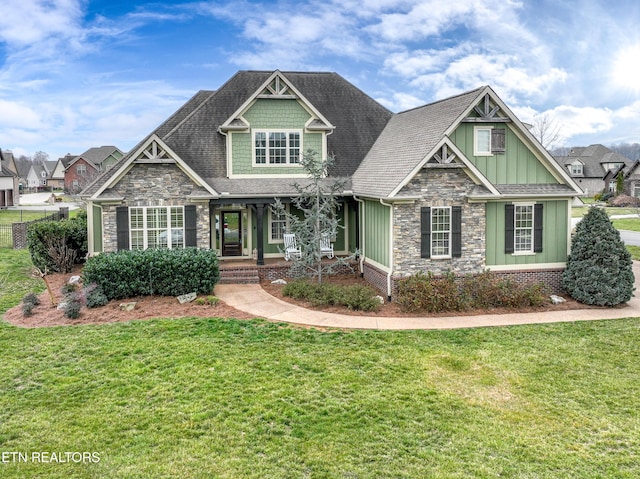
[556,144,634,196]
[81,70,582,297]
[614,160,640,198]
[0,149,20,207]
[48,154,76,189]
[65,146,124,193]
[26,163,53,189]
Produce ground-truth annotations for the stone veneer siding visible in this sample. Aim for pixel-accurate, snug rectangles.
[392,167,485,277]
[101,163,210,252]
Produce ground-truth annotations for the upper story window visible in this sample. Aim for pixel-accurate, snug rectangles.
[77,164,87,175]
[254,130,301,166]
[474,127,506,156]
[570,163,583,175]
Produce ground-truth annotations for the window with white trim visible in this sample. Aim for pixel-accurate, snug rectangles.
[77,164,87,175]
[431,207,451,258]
[474,127,505,156]
[570,163,583,175]
[268,207,288,244]
[514,204,534,253]
[254,130,302,165]
[130,206,184,250]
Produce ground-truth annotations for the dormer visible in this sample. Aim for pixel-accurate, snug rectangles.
[219,71,336,178]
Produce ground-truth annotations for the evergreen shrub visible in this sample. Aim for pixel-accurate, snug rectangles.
[562,207,635,306]
[27,215,88,272]
[82,248,220,300]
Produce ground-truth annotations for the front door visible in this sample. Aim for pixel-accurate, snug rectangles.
[221,211,242,256]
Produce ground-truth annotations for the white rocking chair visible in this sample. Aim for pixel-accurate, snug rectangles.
[283,233,302,261]
[320,233,334,259]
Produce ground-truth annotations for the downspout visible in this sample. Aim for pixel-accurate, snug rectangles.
[379,198,393,301]
[353,195,365,275]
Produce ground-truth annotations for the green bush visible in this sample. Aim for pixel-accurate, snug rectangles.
[27,216,88,273]
[283,280,380,312]
[84,283,108,309]
[22,302,35,317]
[562,207,635,306]
[63,295,82,319]
[22,292,40,306]
[82,248,220,300]
[396,271,465,313]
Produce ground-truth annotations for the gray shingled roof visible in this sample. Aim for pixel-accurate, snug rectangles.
[75,146,122,168]
[494,184,577,197]
[351,87,485,198]
[83,71,393,198]
[557,144,634,179]
[210,177,352,197]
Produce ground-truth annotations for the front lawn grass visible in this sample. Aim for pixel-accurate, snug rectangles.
[612,218,640,232]
[0,209,60,223]
[1,249,639,477]
[0,318,639,477]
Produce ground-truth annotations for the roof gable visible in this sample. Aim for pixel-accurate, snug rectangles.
[89,135,218,201]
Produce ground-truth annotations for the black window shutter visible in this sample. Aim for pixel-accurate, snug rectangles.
[534,203,543,253]
[116,206,129,251]
[185,204,197,247]
[504,204,514,254]
[452,206,462,258]
[492,128,506,153]
[420,207,431,258]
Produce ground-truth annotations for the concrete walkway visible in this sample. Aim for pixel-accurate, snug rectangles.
[215,262,640,330]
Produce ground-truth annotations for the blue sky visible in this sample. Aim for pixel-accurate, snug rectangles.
[1,0,640,161]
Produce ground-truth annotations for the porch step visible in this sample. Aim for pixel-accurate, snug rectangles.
[218,266,260,284]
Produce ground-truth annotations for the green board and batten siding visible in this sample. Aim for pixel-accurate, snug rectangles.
[485,200,569,266]
[231,99,324,175]
[363,200,391,268]
[92,204,103,253]
[450,123,558,184]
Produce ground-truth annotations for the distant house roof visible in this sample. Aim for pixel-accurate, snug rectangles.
[556,144,634,179]
[68,146,124,170]
[0,149,16,177]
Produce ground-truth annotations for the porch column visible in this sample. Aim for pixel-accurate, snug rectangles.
[256,203,265,265]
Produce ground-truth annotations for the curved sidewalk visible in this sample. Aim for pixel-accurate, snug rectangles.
[215,262,640,330]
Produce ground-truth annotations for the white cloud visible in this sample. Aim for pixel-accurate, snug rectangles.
[0,0,84,46]
[0,99,42,128]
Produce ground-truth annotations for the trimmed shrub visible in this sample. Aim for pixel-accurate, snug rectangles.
[610,194,640,207]
[63,296,82,319]
[562,207,635,306]
[84,283,108,309]
[22,292,40,306]
[396,271,464,313]
[396,270,548,313]
[22,302,35,317]
[82,248,220,300]
[283,280,380,312]
[27,215,88,273]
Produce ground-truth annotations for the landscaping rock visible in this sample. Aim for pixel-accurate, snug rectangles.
[68,275,81,285]
[375,295,385,304]
[56,302,67,310]
[177,292,197,304]
[119,302,137,311]
[271,279,287,285]
[550,295,566,305]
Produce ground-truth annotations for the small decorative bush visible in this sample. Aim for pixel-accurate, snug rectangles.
[82,248,220,300]
[84,283,108,309]
[22,302,35,317]
[396,270,547,313]
[63,293,82,319]
[283,280,380,312]
[22,292,40,306]
[610,194,640,207]
[562,207,634,306]
[61,283,78,295]
[396,271,464,313]
[206,296,220,306]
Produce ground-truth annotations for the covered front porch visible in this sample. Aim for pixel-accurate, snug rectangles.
[210,197,358,266]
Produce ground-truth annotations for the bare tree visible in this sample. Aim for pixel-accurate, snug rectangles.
[531,112,564,150]
[32,150,50,165]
